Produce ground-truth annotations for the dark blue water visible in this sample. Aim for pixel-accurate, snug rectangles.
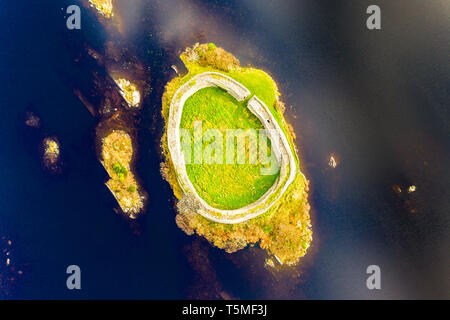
[0,0,448,299]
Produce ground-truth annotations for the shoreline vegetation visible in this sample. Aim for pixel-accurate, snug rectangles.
[161,43,312,265]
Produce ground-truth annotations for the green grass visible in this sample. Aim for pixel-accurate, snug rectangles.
[180,87,280,210]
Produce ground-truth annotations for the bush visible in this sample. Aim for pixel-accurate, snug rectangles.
[112,163,127,181]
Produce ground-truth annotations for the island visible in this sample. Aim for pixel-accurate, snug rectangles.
[161,43,312,265]
[42,137,60,172]
[101,130,144,218]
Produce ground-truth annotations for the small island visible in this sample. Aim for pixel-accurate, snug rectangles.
[114,78,141,109]
[161,43,312,265]
[42,137,60,172]
[101,130,144,218]
[87,0,113,18]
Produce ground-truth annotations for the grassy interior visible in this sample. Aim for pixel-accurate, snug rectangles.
[181,87,279,210]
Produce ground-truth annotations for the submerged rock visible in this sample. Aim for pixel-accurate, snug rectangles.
[25,112,40,128]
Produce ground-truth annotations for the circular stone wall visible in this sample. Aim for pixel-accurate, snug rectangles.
[168,72,298,223]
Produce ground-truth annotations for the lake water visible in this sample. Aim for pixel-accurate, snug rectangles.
[0,0,448,299]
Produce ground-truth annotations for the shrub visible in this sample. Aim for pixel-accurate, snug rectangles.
[112,162,127,181]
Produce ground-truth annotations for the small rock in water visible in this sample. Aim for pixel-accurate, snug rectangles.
[328,154,338,168]
[25,112,40,128]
